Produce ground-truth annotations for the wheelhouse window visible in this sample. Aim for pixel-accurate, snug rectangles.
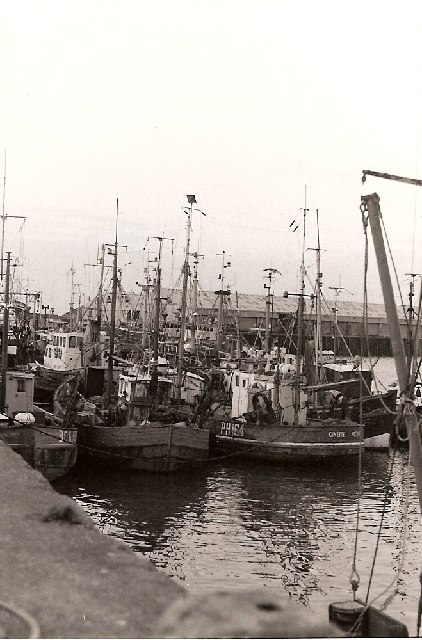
[17,379,26,393]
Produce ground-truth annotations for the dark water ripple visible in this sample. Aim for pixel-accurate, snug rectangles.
[56,449,422,633]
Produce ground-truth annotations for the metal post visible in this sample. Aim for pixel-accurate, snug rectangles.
[364,193,422,511]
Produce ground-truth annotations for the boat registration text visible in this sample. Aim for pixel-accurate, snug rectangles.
[220,422,244,437]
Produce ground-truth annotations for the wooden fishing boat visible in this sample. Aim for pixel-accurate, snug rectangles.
[77,371,209,472]
[210,205,363,463]
[77,197,209,473]
[78,420,209,472]
[210,368,362,462]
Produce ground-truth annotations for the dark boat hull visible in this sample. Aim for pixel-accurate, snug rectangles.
[0,424,78,481]
[78,422,209,472]
[210,419,363,462]
[349,389,397,450]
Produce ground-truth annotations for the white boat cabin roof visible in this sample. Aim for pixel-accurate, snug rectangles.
[323,361,370,373]
[120,373,173,385]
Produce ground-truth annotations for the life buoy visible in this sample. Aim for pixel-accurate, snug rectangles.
[251,392,272,412]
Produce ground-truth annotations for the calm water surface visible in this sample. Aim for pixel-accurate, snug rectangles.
[56,358,422,633]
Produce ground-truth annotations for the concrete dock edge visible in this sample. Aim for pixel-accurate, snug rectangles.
[0,442,185,638]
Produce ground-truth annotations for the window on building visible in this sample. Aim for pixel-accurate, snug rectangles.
[17,379,26,393]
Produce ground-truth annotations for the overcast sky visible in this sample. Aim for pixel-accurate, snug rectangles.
[2,0,422,313]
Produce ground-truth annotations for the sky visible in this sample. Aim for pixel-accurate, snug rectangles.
[2,0,422,313]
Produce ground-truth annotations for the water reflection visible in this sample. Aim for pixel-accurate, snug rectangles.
[56,451,422,631]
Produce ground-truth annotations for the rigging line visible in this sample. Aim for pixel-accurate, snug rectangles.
[374,451,411,612]
[349,236,370,602]
[348,448,411,638]
[364,447,398,605]
[375,453,411,611]
[411,183,418,272]
[379,211,411,337]
[360,212,397,415]
[409,277,422,390]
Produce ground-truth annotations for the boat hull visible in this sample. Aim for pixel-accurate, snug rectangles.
[78,422,209,473]
[349,389,396,451]
[361,410,394,450]
[210,419,363,462]
[0,424,78,481]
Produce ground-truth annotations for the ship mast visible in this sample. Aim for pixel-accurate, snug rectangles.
[0,151,26,281]
[106,199,119,412]
[0,252,11,413]
[150,236,166,397]
[263,268,280,353]
[215,250,231,355]
[176,196,205,400]
[294,197,309,426]
[190,251,203,356]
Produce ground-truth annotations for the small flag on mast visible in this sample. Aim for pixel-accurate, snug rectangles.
[187,195,197,204]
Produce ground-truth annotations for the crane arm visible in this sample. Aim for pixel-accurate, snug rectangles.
[362,169,422,187]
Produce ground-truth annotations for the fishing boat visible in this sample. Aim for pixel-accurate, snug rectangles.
[0,254,77,481]
[210,207,363,463]
[0,369,78,481]
[78,369,209,472]
[77,197,209,473]
[210,364,362,462]
[307,358,397,450]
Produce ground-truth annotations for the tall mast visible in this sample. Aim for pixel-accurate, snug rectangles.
[216,250,231,354]
[106,199,119,410]
[0,252,11,413]
[294,193,308,426]
[235,291,241,359]
[98,244,105,326]
[308,209,322,381]
[150,237,164,396]
[405,272,421,368]
[69,263,76,332]
[1,151,26,281]
[264,280,271,354]
[141,267,151,350]
[1,151,5,282]
[190,252,202,355]
[263,268,280,353]
[176,195,198,400]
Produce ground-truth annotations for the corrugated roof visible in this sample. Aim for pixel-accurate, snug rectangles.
[125,287,404,320]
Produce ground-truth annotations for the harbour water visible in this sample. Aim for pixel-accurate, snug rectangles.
[56,358,422,632]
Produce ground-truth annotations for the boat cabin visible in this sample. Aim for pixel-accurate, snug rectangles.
[322,361,372,398]
[118,372,173,405]
[43,332,84,371]
[230,369,307,426]
[4,370,35,416]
